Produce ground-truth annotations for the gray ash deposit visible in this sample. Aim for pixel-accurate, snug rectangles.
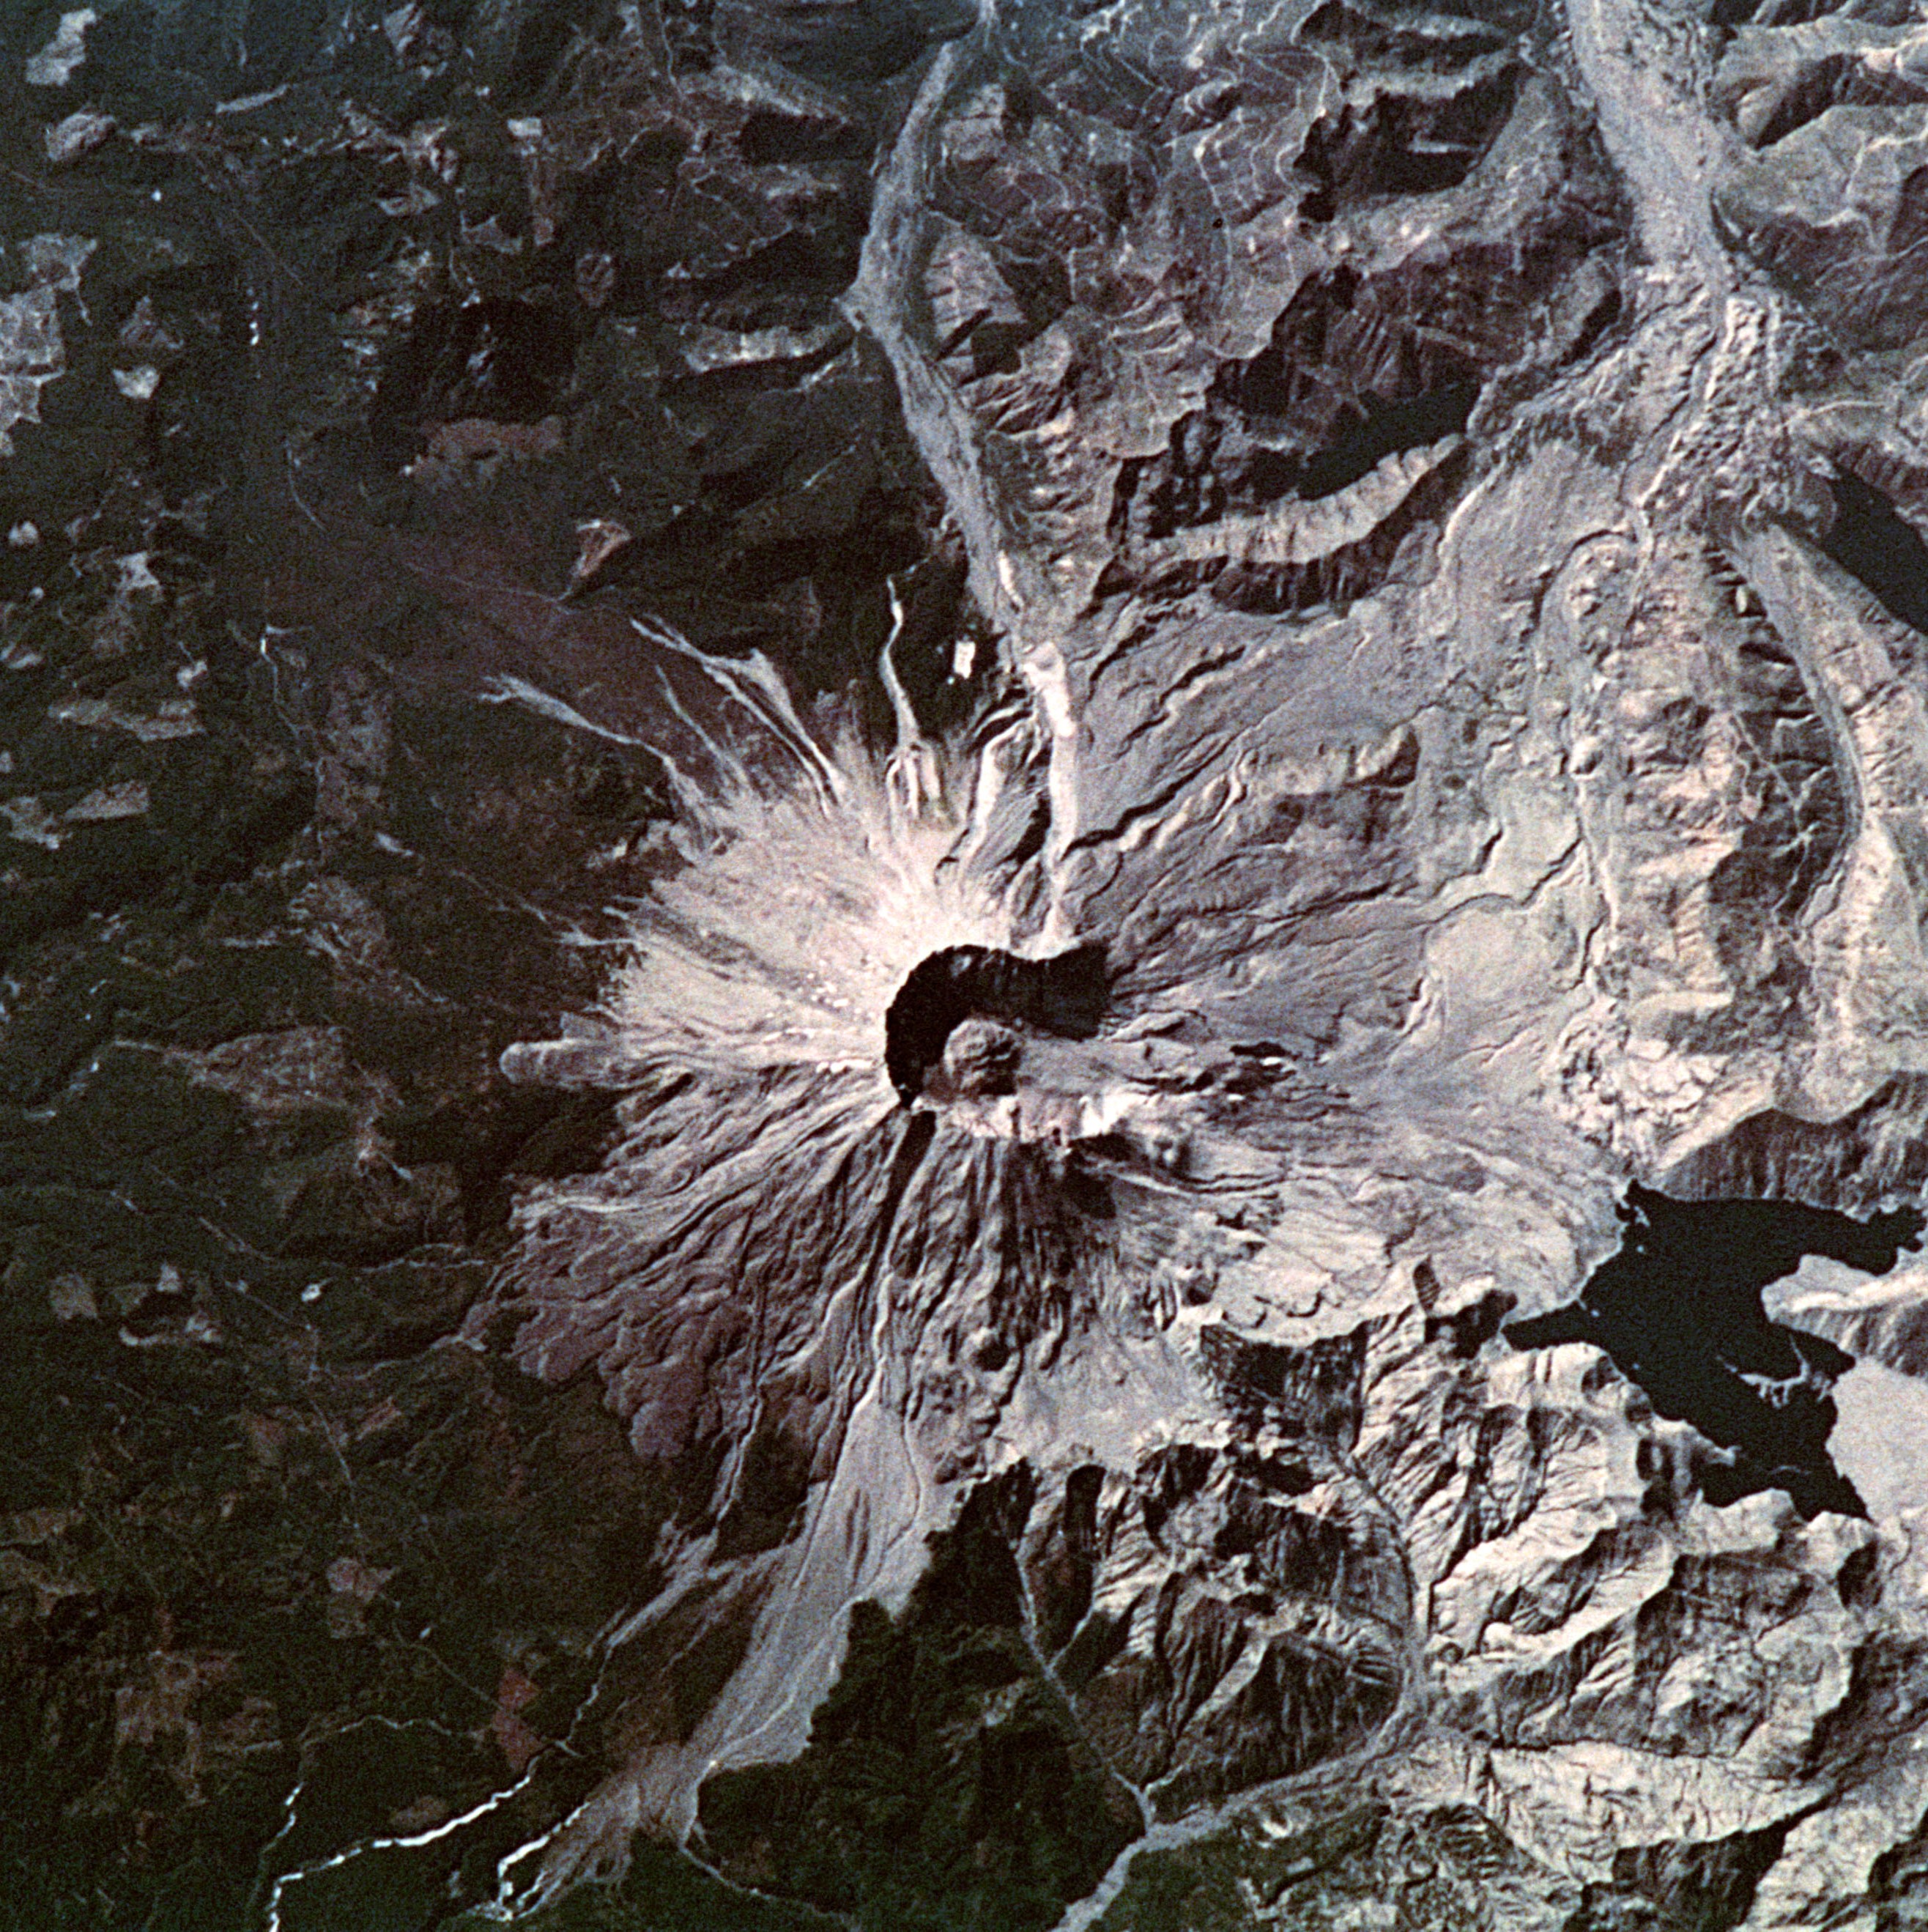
[8,0,1928,1928]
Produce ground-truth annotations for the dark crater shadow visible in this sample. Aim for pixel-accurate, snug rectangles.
[1505,1184,1924,1520]
[883,944,1107,1104]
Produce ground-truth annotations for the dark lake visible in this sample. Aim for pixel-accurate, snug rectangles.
[1506,1185,1925,1518]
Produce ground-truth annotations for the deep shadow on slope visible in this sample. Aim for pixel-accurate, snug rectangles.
[1294,383,1477,499]
[1505,1185,1924,1519]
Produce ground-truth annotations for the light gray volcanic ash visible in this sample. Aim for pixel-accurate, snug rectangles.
[464,0,1928,1924]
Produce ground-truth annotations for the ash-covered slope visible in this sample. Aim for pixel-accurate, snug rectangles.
[10,0,1918,1923]
[442,0,1928,1925]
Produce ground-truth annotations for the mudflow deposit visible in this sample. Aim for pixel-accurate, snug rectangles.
[12,0,1928,1928]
